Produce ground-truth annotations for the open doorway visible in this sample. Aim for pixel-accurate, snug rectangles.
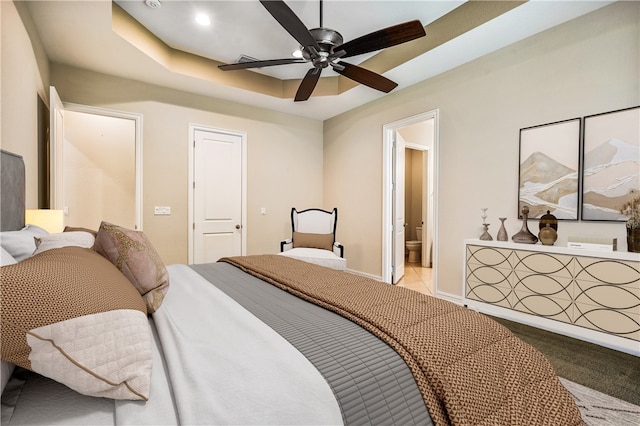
[49,87,142,231]
[382,110,439,292]
[63,108,140,230]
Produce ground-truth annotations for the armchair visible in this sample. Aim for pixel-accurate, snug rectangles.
[279,207,346,270]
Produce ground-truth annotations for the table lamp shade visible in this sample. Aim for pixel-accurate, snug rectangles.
[25,209,64,233]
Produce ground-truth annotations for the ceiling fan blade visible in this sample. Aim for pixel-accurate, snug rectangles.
[219,58,307,71]
[260,0,321,51]
[295,68,322,102]
[332,62,398,93]
[336,20,426,58]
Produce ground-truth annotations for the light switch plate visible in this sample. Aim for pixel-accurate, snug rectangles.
[154,206,171,215]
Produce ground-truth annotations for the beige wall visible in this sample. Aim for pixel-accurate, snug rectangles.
[1,1,50,208]
[3,0,323,266]
[324,2,640,298]
[50,64,324,264]
[4,0,638,294]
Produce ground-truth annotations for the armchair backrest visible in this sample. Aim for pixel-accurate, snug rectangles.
[291,208,337,238]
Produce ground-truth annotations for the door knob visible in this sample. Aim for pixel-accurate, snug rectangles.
[235,224,241,229]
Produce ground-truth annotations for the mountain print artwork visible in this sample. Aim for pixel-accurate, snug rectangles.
[518,118,581,220]
[582,138,640,220]
[519,152,578,219]
[582,106,640,221]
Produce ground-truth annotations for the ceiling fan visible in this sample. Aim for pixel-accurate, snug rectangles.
[218,0,426,102]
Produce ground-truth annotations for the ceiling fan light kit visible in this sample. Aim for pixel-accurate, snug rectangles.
[218,0,426,102]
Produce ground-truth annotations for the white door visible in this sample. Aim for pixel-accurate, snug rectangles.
[49,86,65,211]
[392,132,405,283]
[193,129,244,264]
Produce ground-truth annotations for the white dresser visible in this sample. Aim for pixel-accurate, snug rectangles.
[464,239,640,355]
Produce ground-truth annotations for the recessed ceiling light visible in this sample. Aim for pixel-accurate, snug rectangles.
[195,13,211,26]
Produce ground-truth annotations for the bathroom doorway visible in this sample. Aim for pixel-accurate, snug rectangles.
[382,110,438,293]
[403,146,428,265]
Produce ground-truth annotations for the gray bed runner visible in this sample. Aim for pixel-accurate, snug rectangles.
[190,262,432,426]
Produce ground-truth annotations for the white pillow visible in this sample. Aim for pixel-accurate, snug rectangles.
[0,225,49,262]
[33,231,95,255]
[0,246,17,266]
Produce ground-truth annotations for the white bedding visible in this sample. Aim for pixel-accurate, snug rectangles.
[2,264,343,426]
[154,264,342,425]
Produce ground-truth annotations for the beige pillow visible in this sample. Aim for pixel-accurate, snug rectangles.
[292,231,334,251]
[0,247,151,400]
[64,225,98,237]
[93,221,169,313]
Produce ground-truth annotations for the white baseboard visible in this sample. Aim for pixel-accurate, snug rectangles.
[434,290,463,305]
[345,268,382,282]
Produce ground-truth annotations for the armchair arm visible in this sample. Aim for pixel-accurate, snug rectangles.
[280,239,293,252]
[333,242,344,258]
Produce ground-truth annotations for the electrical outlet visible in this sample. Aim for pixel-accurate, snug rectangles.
[154,206,171,215]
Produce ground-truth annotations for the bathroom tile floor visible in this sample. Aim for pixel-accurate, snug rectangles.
[396,259,432,296]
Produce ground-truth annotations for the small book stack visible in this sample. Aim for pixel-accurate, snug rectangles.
[567,236,617,252]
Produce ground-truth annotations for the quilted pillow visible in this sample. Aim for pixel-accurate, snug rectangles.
[93,222,169,313]
[33,231,95,255]
[0,247,152,400]
[293,231,334,251]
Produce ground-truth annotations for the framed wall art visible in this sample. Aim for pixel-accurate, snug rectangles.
[518,118,581,220]
[581,106,640,221]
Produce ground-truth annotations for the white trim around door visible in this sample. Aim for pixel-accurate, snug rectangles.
[382,109,439,292]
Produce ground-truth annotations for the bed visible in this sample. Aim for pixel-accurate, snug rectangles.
[0,150,584,425]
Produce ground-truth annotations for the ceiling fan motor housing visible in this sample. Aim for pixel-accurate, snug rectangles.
[302,28,343,67]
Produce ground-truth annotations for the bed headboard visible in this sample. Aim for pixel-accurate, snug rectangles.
[0,150,26,232]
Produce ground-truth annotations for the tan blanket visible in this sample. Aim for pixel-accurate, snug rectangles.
[221,255,584,426]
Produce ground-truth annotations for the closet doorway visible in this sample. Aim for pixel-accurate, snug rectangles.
[49,88,142,231]
[382,110,438,291]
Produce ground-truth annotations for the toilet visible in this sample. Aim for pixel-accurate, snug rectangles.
[406,226,422,263]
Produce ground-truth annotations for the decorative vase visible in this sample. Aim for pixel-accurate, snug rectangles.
[538,223,557,245]
[627,225,640,253]
[480,223,493,240]
[512,205,538,244]
[497,218,508,241]
[481,208,488,225]
[539,210,558,232]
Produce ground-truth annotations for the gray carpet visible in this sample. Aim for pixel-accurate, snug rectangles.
[489,316,640,424]
[489,316,640,406]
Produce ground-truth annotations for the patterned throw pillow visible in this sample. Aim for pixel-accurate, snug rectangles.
[0,247,151,400]
[93,221,169,313]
